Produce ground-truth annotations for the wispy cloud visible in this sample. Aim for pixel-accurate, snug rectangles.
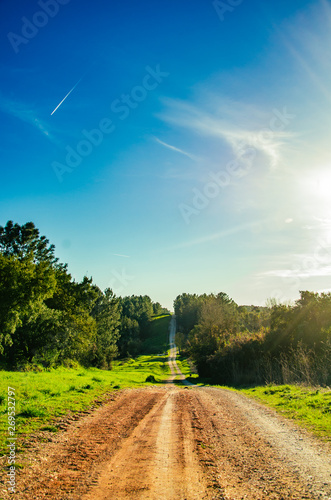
[262,265,331,279]
[0,91,55,143]
[154,137,199,161]
[113,253,130,258]
[312,216,331,228]
[302,216,331,232]
[168,221,263,251]
[159,97,295,169]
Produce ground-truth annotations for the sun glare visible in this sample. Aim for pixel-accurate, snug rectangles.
[315,169,331,198]
[304,168,331,200]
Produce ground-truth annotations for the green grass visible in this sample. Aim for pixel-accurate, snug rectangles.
[0,354,172,457]
[174,355,202,384]
[236,384,331,442]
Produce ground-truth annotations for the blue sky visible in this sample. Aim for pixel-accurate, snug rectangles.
[1,0,331,310]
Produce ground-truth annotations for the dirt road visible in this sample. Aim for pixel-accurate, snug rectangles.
[1,318,331,499]
[168,315,192,385]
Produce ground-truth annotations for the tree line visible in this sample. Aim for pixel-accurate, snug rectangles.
[0,221,169,370]
[174,291,331,386]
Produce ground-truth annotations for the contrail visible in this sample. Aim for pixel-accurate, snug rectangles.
[154,137,198,161]
[50,77,82,115]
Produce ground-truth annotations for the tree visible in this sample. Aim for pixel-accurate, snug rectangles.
[188,323,219,376]
[153,302,163,315]
[0,221,57,265]
[0,253,56,357]
[173,293,201,334]
[0,220,101,367]
[90,288,121,368]
[172,292,239,376]
[175,332,186,353]
[117,316,141,357]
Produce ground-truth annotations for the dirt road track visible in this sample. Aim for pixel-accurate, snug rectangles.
[1,318,330,499]
[1,385,331,500]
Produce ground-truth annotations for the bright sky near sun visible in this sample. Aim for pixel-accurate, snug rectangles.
[1,0,331,310]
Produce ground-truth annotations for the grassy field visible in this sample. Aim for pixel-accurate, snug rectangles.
[236,384,331,442]
[0,315,172,457]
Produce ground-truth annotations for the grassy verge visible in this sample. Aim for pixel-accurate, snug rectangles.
[0,354,171,456]
[174,355,202,385]
[236,384,331,442]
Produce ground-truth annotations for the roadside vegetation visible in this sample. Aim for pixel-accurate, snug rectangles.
[237,385,331,442]
[174,292,331,387]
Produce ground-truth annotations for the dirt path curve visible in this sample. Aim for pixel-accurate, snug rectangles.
[1,317,330,499]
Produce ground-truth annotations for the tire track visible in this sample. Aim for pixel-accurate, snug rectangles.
[3,386,330,499]
[82,389,214,500]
